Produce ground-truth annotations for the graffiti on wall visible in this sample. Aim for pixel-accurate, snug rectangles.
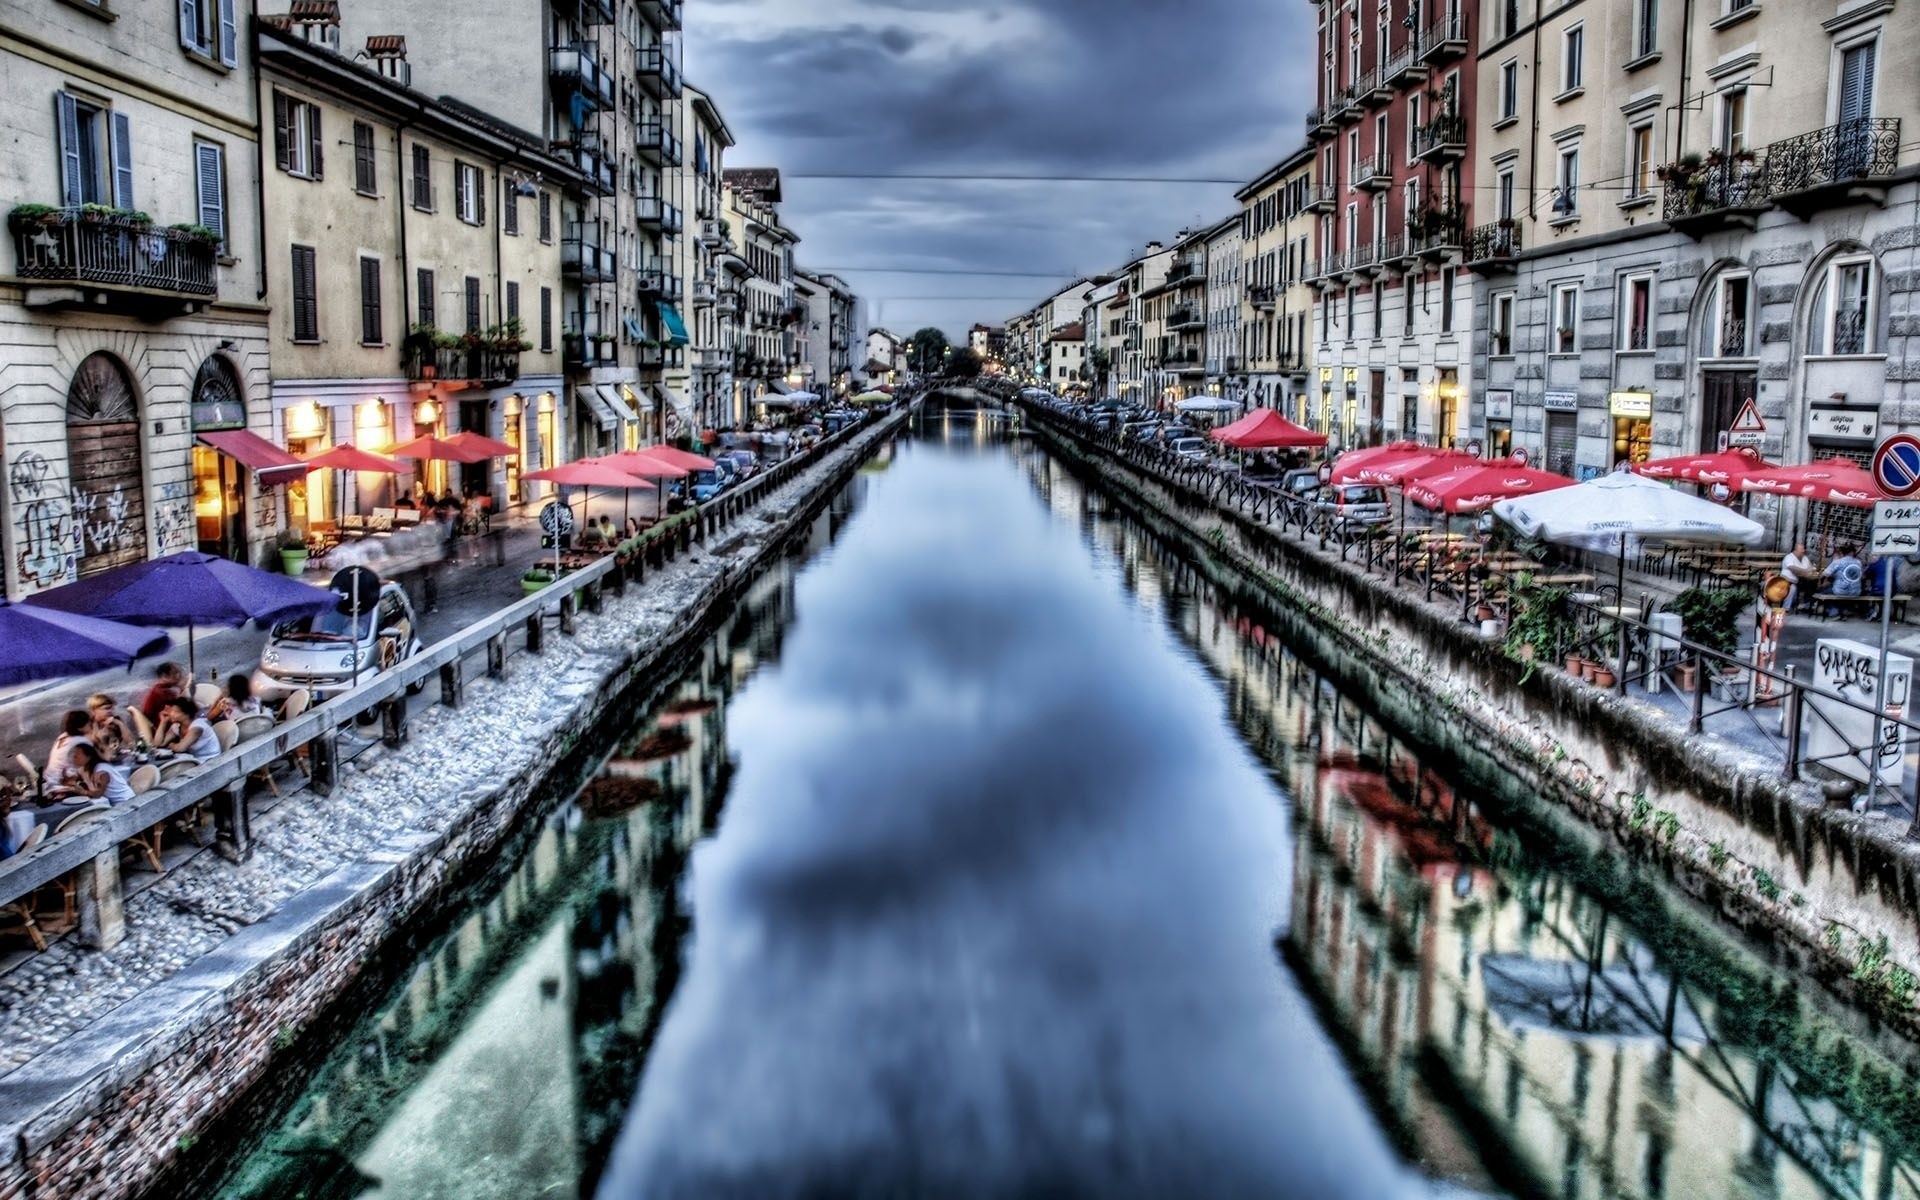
[9,450,77,587]
[152,480,193,553]
[71,483,137,558]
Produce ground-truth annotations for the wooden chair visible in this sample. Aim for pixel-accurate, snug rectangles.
[369,507,395,536]
[212,719,239,754]
[125,765,164,874]
[339,514,367,539]
[12,755,41,803]
[234,714,279,796]
[194,682,223,710]
[42,807,111,930]
[392,509,422,531]
[270,689,312,782]
[2,826,49,951]
[158,757,201,785]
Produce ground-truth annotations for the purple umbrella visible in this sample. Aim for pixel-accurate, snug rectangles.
[25,552,339,675]
[0,601,171,687]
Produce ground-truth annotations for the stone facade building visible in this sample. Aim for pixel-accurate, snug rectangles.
[1203,215,1243,399]
[1234,146,1318,415]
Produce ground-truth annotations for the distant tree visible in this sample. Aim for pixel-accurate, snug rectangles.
[906,327,951,375]
[1088,347,1113,397]
[947,347,983,378]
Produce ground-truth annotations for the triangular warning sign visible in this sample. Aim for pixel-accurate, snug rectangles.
[1729,398,1766,435]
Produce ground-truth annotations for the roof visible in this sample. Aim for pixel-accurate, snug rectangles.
[723,167,782,202]
[288,0,339,18]
[683,83,736,148]
[1235,143,1317,201]
[364,34,405,55]
[1051,323,1085,341]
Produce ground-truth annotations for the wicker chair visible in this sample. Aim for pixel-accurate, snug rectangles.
[1,825,49,950]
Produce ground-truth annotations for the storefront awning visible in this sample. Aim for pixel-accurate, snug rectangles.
[578,385,622,431]
[598,384,640,425]
[196,429,309,487]
[767,379,793,395]
[656,302,690,347]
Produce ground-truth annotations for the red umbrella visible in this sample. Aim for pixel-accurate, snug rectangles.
[1738,458,1882,507]
[605,449,693,521]
[522,458,657,488]
[637,445,716,471]
[1209,408,1328,450]
[1632,446,1771,485]
[1406,461,1574,514]
[389,434,493,464]
[1352,449,1474,486]
[302,443,405,474]
[442,430,518,459]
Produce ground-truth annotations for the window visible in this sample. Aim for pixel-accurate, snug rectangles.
[352,121,376,196]
[1634,0,1658,59]
[1807,257,1877,356]
[1402,278,1415,336]
[538,191,553,242]
[506,281,520,324]
[1555,145,1580,218]
[358,256,382,346]
[1718,88,1748,154]
[1371,282,1383,340]
[178,0,238,66]
[1406,94,1422,161]
[504,186,519,236]
[1627,124,1654,199]
[290,245,318,343]
[1491,292,1515,356]
[540,286,553,351]
[1619,274,1654,351]
[1838,40,1877,124]
[1562,24,1584,93]
[1552,283,1579,353]
[1704,273,1752,358]
[411,144,432,211]
[455,161,485,226]
[464,276,481,333]
[193,140,226,253]
[1347,130,1360,184]
[1499,60,1518,121]
[1496,168,1515,221]
[272,92,322,181]
[56,94,132,208]
[1440,267,1455,333]
[1403,178,1421,231]
[417,267,435,329]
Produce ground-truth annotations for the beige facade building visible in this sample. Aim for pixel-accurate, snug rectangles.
[721,168,798,420]
[1234,147,1317,417]
[1202,216,1242,397]
[684,84,733,434]
[1045,322,1086,388]
[1,0,273,596]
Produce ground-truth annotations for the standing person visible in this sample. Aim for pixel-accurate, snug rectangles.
[137,662,186,725]
[1778,543,1819,612]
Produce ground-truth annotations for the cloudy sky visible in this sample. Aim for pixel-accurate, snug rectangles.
[684,0,1314,339]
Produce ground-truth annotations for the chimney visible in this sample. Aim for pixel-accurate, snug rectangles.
[366,35,411,86]
[288,0,341,50]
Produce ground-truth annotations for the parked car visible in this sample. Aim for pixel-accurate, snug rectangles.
[1279,467,1325,498]
[1169,436,1211,462]
[720,450,758,479]
[690,460,738,503]
[1315,482,1391,527]
[253,577,423,704]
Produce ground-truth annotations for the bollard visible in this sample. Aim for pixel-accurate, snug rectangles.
[559,591,577,637]
[381,698,408,749]
[527,611,545,655]
[584,580,602,614]
[213,781,251,858]
[1782,665,1803,779]
[75,847,126,950]
[487,630,508,679]
[311,723,339,795]
[441,658,464,708]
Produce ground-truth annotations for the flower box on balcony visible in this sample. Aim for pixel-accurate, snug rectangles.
[11,204,217,298]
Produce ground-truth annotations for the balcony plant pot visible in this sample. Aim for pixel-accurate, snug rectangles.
[1591,666,1617,689]
[522,567,557,594]
[1563,652,1584,675]
[1674,660,1699,693]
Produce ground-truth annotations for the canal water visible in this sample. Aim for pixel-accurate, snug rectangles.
[201,400,1920,1200]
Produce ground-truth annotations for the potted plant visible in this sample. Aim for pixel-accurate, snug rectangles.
[404,324,441,377]
[7,203,62,234]
[522,565,557,594]
[278,529,309,576]
[1504,578,1573,679]
[168,222,221,248]
[1669,586,1748,659]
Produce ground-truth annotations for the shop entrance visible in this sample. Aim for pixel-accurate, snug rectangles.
[1700,371,1758,453]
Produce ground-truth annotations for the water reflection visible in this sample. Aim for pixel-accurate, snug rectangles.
[205,406,1920,1200]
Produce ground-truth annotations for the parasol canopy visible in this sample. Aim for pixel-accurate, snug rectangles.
[1631,446,1771,486]
[1405,462,1575,514]
[302,444,406,474]
[442,430,518,459]
[522,459,659,489]
[1738,458,1883,508]
[1493,471,1765,546]
[1209,408,1328,450]
[0,601,171,687]
[388,434,493,464]
[1348,448,1474,487]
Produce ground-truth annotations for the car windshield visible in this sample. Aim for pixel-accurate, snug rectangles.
[693,469,719,486]
[1340,486,1387,505]
[277,607,373,642]
[1172,439,1205,452]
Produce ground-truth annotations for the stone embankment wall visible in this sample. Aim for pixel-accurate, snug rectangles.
[1029,408,1920,1047]
[0,407,911,1200]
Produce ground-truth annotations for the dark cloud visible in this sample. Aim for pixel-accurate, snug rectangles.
[686,0,1312,337]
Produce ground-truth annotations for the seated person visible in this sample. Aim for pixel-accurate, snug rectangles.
[1867,554,1900,598]
[136,661,187,724]
[596,514,618,546]
[156,698,222,762]
[578,521,606,551]
[206,674,264,723]
[624,516,645,540]
[61,743,134,806]
[86,693,132,760]
[44,710,94,791]
[1825,543,1865,603]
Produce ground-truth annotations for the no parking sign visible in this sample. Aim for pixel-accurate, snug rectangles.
[1872,434,1920,499]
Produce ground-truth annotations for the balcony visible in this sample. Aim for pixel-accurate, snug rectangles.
[1463,219,1520,272]
[562,227,615,282]
[9,209,216,307]
[635,43,682,99]
[692,346,730,371]
[1419,12,1468,64]
[1304,181,1337,214]
[637,0,681,32]
[1167,305,1204,331]
[1661,155,1770,237]
[1223,356,1244,373]
[635,195,682,233]
[1354,70,1388,109]
[554,135,615,196]
[1354,153,1392,192]
[698,219,726,248]
[577,0,613,25]
[1764,118,1901,217]
[1165,258,1206,287]
[1383,45,1426,87]
[635,118,681,166]
[1247,282,1276,309]
[637,259,681,296]
[561,332,618,370]
[404,343,522,386]
[548,43,614,111]
[1410,208,1467,259]
[1305,106,1334,140]
[691,277,718,306]
[1413,112,1467,163]
[1331,85,1362,124]
[637,343,684,371]
[1349,241,1385,277]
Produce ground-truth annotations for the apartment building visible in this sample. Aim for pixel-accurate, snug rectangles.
[256,18,579,530]
[1307,0,1477,450]
[864,327,906,383]
[684,83,733,435]
[1079,278,1126,398]
[1202,215,1242,398]
[1,0,272,596]
[1046,323,1086,387]
[1234,147,1318,418]
[794,270,858,398]
[721,168,798,418]
[1116,244,1172,403]
[1141,229,1209,405]
[1469,0,1919,531]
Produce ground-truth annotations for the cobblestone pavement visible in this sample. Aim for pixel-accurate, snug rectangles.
[0,439,870,1076]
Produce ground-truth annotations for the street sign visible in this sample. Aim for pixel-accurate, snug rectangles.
[1729,398,1766,435]
[1871,499,1920,556]
[1873,434,1920,498]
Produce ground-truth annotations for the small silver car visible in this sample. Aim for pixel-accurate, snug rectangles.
[253,580,423,704]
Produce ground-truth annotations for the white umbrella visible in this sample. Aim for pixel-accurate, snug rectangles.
[783,390,822,404]
[1494,470,1763,601]
[1176,397,1242,414]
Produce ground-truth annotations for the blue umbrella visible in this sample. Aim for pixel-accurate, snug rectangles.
[0,601,171,687]
[25,552,339,675]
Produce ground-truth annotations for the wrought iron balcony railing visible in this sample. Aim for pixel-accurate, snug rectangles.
[10,210,216,297]
[1765,118,1900,197]
[1463,219,1520,267]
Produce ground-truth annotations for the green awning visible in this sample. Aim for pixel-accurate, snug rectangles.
[656,301,690,347]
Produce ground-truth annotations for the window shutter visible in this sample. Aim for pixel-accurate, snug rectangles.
[540,287,552,350]
[506,281,519,322]
[539,191,551,241]
[417,268,434,328]
[465,276,480,333]
[360,256,381,345]
[194,142,225,246]
[179,0,201,51]
[217,0,237,65]
[353,122,374,194]
[110,111,134,210]
[273,91,292,174]
[56,93,83,207]
[504,188,519,235]
[307,106,323,180]
[476,168,486,226]
[291,245,317,342]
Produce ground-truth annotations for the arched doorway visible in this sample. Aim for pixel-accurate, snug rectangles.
[190,355,248,560]
[65,352,145,578]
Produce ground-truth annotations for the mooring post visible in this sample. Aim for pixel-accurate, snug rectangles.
[74,848,125,950]
[441,658,464,708]
[487,631,507,679]
[527,612,545,655]
[310,723,339,795]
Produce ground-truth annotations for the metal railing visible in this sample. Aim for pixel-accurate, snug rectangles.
[1662,156,1769,222]
[10,212,217,296]
[0,403,910,937]
[1766,118,1900,196]
[1021,396,1920,822]
[1464,219,1520,265]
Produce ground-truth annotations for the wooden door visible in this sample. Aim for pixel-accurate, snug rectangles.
[1699,371,1756,453]
[66,353,145,577]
